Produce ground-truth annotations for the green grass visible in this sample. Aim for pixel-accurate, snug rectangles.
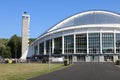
[0,63,65,80]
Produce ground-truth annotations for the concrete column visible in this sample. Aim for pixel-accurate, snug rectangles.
[73,56,77,62]
[62,36,64,54]
[74,34,76,54]
[86,56,91,62]
[87,32,89,54]
[100,29,102,54]
[44,40,46,55]
[99,56,104,62]
[114,30,116,54]
[37,42,39,55]
[114,55,118,62]
[52,38,54,54]
[33,45,35,55]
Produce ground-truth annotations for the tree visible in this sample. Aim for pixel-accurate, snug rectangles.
[0,43,5,57]
[7,34,21,58]
[7,34,35,59]
[2,47,11,58]
[29,38,36,45]
[0,39,10,58]
[16,37,22,58]
[0,39,8,52]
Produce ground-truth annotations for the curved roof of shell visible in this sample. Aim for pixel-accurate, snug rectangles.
[47,10,120,32]
[32,10,120,45]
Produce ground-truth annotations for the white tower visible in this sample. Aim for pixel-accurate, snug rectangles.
[21,12,30,59]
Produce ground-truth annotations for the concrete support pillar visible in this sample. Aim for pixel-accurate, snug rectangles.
[100,30,102,54]
[37,43,39,55]
[87,32,89,54]
[114,30,116,54]
[74,34,76,54]
[72,56,77,62]
[44,40,46,55]
[99,56,104,62]
[52,38,54,54]
[114,55,118,62]
[86,56,90,62]
[33,45,35,55]
[62,36,64,54]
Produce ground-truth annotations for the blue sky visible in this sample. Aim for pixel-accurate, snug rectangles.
[0,0,120,38]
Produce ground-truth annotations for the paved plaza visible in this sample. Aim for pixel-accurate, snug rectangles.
[29,62,120,80]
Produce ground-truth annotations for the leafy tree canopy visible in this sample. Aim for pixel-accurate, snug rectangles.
[0,34,36,59]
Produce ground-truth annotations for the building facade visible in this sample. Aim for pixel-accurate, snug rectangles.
[28,10,120,62]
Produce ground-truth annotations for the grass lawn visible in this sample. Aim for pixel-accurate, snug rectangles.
[0,63,65,80]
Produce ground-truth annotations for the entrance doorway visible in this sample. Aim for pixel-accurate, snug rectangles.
[90,56,99,62]
[104,56,113,62]
[77,56,85,62]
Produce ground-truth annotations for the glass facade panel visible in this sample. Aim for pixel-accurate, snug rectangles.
[76,34,87,53]
[34,45,38,55]
[46,39,52,54]
[54,37,62,54]
[89,33,100,54]
[102,33,114,53]
[39,42,44,54]
[116,34,120,53]
[64,35,74,53]
[118,56,120,59]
